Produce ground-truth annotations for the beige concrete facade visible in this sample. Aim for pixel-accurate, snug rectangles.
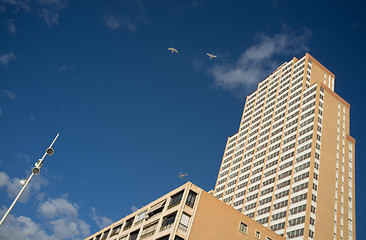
[85,182,284,240]
[214,54,355,239]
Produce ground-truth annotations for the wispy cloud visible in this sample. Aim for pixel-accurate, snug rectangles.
[0,106,3,116]
[130,205,138,212]
[104,14,136,32]
[1,89,17,100]
[30,114,35,121]
[192,0,205,8]
[56,63,74,72]
[104,0,147,31]
[91,207,113,229]
[37,0,67,27]
[0,52,16,67]
[5,18,16,34]
[0,0,67,31]
[14,152,31,162]
[208,31,311,94]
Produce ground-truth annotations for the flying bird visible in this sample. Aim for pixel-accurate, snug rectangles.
[168,47,178,54]
[179,172,188,181]
[206,53,217,59]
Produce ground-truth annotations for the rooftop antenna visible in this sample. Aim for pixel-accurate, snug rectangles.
[179,172,188,181]
[0,134,59,228]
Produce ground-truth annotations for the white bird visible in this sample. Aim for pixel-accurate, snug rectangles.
[168,47,179,54]
[206,53,217,59]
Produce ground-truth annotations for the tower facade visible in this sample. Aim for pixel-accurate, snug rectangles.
[213,54,356,240]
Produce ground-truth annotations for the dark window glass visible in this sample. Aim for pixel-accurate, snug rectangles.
[124,217,135,230]
[160,212,177,231]
[156,235,170,240]
[100,230,110,240]
[129,229,139,240]
[169,191,184,208]
[185,191,197,208]
[110,224,122,237]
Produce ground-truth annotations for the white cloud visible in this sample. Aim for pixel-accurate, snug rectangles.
[30,114,35,121]
[37,197,90,239]
[104,14,136,32]
[50,218,90,240]
[1,89,17,100]
[0,170,48,203]
[130,205,138,212]
[0,171,10,187]
[0,195,91,240]
[91,207,113,229]
[208,31,311,94]
[0,52,16,67]
[0,207,55,240]
[38,198,79,219]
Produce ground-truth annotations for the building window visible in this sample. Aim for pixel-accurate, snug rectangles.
[95,234,101,240]
[129,229,139,240]
[124,217,135,231]
[169,191,184,208]
[147,199,166,219]
[174,235,184,240]
[140,221,158,238]
[161,212,177,231]
[134,210,147,225]
[156,235,170,240]
[119,235,127,240]
[239,222,248,234]
[266,238,273,240]
[178,212,191,231]
[110,224,123,237]
[185,190,197,208]
[100,229,110,240]
[255,231,261,239]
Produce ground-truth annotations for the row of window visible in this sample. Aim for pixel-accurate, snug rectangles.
[239,222,273,240]
[91,190,197,240]
[216,61,315,202]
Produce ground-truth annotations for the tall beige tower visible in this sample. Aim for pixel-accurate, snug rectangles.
[213,53,356,240]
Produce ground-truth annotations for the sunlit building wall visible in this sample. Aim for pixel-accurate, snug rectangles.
[85,182,284,240]
[213,53,356,240]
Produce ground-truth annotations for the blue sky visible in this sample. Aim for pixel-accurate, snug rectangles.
[0,0,365,239]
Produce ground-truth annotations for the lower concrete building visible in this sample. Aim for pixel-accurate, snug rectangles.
[85,182,284,240]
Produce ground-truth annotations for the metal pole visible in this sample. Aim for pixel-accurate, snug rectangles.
[0,134,59,228]
[0,173,34,227]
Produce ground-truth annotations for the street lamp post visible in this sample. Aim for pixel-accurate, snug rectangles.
[0,134,59,228]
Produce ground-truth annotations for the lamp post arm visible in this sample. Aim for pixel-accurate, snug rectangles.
[0,134,59,229]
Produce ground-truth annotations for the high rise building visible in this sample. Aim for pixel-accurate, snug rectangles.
[85,182,284,240]
[213,53,356,240]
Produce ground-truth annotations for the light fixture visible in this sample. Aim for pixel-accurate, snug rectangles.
[46,148,54,156]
